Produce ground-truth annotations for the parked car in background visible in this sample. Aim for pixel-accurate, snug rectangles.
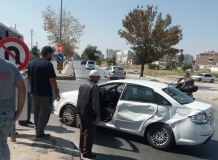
[80,60,86,65]
[85,60,95,69]
[191,73,215,83]
[53,79,215,150]
[104,66,126,79]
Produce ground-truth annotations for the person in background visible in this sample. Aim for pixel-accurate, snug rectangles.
[28,46,60,139]
[76,70,101,159]
[0,58,26,160]
[19,66,34,126]
[179,72,194,91]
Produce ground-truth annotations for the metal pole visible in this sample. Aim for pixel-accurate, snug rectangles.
[59,0,63,74]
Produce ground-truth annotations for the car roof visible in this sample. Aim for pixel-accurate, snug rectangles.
[102,79,168,89]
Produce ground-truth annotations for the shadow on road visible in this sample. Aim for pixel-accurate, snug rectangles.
[166,139,218,160]
[95,127,218,160]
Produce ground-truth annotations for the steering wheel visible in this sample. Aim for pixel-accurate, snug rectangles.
[102,90,112,105]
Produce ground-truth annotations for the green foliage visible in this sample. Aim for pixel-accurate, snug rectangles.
[31,46,40,60]
[179,52,184,64]
[118,5,183,77]
[95,59,102,66]
[181,63,192,71]
[148,63,157,69]
[165,61,176,70]
[81,45,101,61]
[106,57,116,65]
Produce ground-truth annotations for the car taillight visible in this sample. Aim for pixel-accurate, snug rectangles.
[112,71,115,74]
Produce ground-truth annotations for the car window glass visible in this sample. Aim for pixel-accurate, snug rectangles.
[88,61,94,64]
[163,87,193,105]
[123,85,154,103]
[113,67,124,71]
[156,93,172,106]
[205,74,212,77]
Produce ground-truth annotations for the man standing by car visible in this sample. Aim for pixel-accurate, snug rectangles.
[77,70,101,159]
[28,46,60,139]
[0,58,26,160]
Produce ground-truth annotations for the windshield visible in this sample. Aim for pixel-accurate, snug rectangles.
[163,87,194,105]
[197,73,204,76]
[88,61,94,64]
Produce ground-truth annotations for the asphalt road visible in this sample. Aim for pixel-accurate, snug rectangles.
[54,60,218,160]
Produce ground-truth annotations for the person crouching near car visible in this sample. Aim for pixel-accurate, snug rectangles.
[76,70,101,159]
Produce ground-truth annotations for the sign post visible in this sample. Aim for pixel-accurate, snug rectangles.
[0,38,30,142]
[56,44,63,74]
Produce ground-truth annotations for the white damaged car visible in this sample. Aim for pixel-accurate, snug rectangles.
[53,79,215,150]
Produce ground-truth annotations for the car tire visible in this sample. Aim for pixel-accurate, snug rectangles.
[61,105,76,127]
[198,78,202,82]
[146,123,174,150]
[109,74,112,80]
[210,79,214,83]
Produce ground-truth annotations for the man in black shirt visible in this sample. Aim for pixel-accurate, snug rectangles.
[28,46,60,139]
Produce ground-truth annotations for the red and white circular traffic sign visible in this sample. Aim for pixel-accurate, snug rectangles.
[56,43,62,53]
[0,38,30,71]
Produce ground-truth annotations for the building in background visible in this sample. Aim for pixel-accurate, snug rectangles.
[195,51,218,65]
[183,54,194,64]
[116,50,135,65]
[106,49,120,59]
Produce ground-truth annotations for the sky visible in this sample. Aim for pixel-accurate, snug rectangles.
[1,0,218,59]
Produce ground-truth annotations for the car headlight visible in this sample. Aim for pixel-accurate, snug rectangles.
[189,112,209,124]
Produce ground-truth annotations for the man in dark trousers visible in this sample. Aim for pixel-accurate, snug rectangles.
[28,46,60,139]
[77,70,101,159]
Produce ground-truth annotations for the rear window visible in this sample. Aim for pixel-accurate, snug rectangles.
[113,67,124,71]
[88,61,94,64]
[163,87,193,105]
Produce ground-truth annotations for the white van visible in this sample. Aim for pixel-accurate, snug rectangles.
[85,60,95,69]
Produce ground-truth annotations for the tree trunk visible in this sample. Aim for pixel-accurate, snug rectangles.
[140,62,145,77]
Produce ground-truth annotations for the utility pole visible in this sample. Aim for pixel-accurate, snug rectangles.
[31,29,33,60]
[59,0,63,74]
[59,0,63,44]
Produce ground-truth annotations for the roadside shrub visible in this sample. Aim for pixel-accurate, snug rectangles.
[181,63,192,71]
[106,57,116,66]
[148,63,157,69]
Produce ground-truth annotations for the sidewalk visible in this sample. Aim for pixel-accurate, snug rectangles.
[8,121,81,160]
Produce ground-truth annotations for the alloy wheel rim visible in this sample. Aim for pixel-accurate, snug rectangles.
[151,128,169,146]
[63,108,74,124]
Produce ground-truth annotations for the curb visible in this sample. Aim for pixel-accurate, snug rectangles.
[56,75,76,80]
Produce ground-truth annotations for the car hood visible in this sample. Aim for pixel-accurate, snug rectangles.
[183,100,211,111]
[61,90,78,98]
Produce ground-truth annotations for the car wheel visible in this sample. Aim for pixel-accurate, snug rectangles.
[109,74,112,80]
[198,78,202,82]
[146,123,174,150]
[61,105,76,127]
[210,79,214,83]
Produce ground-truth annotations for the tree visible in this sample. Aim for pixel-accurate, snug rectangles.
[106,57,116,66]
[181,63,192,71]
[179,51,185,64]
[42,6,85,58]
[81,45,101,61]
[31,46,40,60]
[118,5,183,77]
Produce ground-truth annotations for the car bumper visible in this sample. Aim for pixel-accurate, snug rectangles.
[110,74,126,78]
[173,118,215,145]
[53,97,65,117]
